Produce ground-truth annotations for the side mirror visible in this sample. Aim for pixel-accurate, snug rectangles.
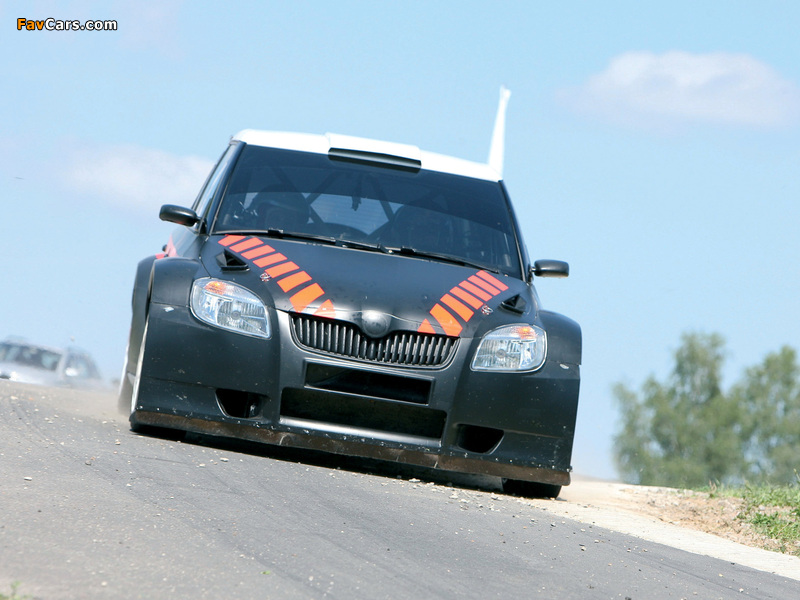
[531,259,569,279]
[160,204,199,227]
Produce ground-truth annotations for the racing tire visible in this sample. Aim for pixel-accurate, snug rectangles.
[128,315,148,434]
[502,478,562,499]
[128,312,158,434]
[117,367,134,415]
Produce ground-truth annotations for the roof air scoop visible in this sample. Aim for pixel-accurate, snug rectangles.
[326,133,422,171]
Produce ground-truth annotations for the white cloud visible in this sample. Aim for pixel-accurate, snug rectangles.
[114,0,185,58]
[62,142,214,212]
[563,51,800,129]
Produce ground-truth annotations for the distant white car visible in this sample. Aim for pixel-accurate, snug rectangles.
[0,339,105,389]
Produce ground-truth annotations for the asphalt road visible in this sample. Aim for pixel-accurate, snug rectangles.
[1,381,798,599]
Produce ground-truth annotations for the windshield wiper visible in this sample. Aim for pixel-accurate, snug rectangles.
[262,229,338,245]
[264,229,393,254]
[217,229,337,245]
[391,246,502,273]
[334,239,391,254]
[223,229,391,254]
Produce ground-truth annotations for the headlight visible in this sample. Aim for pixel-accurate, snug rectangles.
[471,324,546,372]
[190,278,270,338]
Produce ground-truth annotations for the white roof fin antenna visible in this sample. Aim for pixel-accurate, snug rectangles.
[487,85,511,178]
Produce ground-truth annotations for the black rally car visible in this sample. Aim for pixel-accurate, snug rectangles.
[119,130,581,497]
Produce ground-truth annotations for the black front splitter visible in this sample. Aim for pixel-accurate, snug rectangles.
[134,410,571,486]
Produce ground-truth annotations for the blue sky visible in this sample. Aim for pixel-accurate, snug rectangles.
[2,1,799,480]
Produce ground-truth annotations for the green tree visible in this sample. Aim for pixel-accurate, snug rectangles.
[732,346,800,484]
[613,332,746,487]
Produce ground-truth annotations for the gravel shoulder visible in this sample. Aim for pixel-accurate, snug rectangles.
[528,476,800,581]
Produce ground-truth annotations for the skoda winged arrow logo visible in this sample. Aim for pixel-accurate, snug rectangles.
[361,311,391,339]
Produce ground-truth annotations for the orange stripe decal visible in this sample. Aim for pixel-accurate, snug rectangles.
[278,271,312,292]
[242,244,275,259]
[417,319,436,334]
[460,280,492,301]
[430,304,462,337]
[254,253,287,268]
[477,270,508,291]
[441,293,474,322]
[230,238,263,252]
[266,261,299,278]
[219,235,245,247]
[450,286,483,309]
[217,236,337,318]
[468,275,501,296]
[290,283,325,312]
[314,299,336,318]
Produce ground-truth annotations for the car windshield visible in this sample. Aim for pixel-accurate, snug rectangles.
[0,342,62,371]
[212,146,522,277]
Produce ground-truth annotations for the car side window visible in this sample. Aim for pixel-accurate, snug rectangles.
[65,354,100,379]
[193,143,240,226]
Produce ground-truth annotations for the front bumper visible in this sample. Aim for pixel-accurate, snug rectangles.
[135,301,580,485]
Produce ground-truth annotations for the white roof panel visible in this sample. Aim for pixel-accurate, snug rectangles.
[232,129,501,182]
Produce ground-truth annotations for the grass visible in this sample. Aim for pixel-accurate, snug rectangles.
[0,582,30,600]
[708,483,800,556]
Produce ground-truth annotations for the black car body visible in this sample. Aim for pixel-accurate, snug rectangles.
[119,130,581,497]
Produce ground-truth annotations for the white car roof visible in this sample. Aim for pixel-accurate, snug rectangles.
[232,129,502,182]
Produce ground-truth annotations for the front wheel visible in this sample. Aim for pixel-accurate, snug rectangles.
[502,478,562,499]
[117,367,134,415]
[116,322,139,416]
[127,314,151,433]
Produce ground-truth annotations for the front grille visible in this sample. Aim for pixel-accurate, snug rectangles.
[290,314,457,368]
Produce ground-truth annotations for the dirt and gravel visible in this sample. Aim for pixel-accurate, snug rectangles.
[563,478,786,553]
[521,476,800,581]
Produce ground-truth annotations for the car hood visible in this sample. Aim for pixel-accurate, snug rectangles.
[0,362,60,386]
[200,234,537,339]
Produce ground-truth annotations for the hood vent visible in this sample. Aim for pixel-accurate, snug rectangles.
[500,294,527,315]
[216,249,249,271]
[291,314,456,368]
